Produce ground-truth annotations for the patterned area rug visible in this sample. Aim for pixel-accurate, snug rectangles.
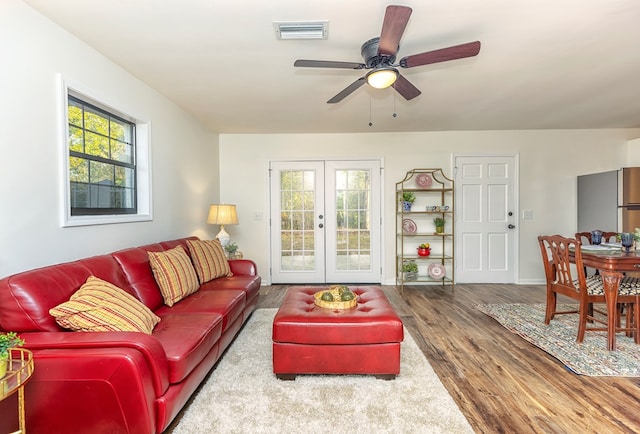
[476,303,640,376]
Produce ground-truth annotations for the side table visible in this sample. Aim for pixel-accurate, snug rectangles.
[0,348,34,434]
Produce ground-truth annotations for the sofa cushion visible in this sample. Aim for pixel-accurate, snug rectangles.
[154,289,246,332]
[112,243,166,311]
[152,312,223,383]
[159,237,198,254]
[148,246,200,307]
[186,239,232,283]
[49,276,160,333]
[201,274,261,297]
[0,256,129,332]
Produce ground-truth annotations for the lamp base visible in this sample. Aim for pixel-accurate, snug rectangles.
[216,225,230,247]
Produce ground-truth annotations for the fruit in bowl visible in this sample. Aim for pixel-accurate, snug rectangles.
[417,243,431,256]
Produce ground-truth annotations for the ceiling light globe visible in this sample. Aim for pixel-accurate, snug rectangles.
[366,68,399,89]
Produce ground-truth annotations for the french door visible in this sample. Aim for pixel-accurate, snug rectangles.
[269,160,382,284]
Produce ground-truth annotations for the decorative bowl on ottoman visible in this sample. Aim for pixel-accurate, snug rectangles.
[314,285,357,309]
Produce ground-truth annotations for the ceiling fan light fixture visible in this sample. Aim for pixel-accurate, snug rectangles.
[366,67,399,89]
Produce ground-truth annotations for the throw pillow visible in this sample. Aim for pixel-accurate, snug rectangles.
[49,276,160,334]
[148,245,200,306]
[187,238,233,283]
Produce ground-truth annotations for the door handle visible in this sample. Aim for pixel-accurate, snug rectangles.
[508,224,516,229]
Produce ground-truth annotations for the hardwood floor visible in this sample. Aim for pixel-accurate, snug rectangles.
[258,284,640,433]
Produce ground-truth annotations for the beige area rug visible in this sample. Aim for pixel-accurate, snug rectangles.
[171,308,473,434]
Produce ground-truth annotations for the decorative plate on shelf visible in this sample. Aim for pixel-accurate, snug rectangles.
[402,218,417,234]
[427,263,446,279]
[415,173,432,188]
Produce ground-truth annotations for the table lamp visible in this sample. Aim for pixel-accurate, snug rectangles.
[207,204,238,247]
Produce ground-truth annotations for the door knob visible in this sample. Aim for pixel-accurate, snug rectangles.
[508,224,516,229]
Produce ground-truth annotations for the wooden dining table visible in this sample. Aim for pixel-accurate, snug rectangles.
[577,247,640,350]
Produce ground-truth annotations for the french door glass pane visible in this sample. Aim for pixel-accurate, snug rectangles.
[335,169,371,271]
[280,170,315,271]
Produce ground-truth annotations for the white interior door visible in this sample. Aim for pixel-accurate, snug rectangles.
[454,155,517,283]
[269,160,381,284]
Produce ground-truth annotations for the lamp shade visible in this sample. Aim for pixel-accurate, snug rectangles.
[366,67,399,89]
[207,204,238,247]
[207,204,238,225]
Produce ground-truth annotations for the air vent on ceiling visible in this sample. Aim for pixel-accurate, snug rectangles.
[273,21,328,40]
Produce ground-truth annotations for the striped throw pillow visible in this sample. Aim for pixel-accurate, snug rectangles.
[187,239,233,283]
[148,245,200,306]
[49,276,160,334]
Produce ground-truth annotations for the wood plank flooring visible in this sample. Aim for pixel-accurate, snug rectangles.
[258,284,640,433]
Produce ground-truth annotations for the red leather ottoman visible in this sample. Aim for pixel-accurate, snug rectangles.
[272,286,404,380]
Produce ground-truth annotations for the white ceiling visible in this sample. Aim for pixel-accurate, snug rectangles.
[23,0,640,134]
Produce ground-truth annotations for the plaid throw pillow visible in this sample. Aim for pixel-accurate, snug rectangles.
[49,276,160,333]
[148,245,200,306]
[187,239,233,283]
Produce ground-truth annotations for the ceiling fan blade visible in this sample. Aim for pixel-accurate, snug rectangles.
[327,77,366,104]
[392,74,421,100]
[378,5,412,57]
[399,41,481,68]
[294,59,366,69]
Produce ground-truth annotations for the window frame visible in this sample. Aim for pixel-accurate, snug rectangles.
[68,94,137,216]
[59,76,153,227]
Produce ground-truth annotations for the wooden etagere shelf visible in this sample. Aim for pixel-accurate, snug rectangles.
[396,168,454,291]
[0,348,34,434]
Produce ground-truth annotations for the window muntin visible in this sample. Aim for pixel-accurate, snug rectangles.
[68,95,136,215]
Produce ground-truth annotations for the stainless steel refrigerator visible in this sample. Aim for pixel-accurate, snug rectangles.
[577,167,640,234]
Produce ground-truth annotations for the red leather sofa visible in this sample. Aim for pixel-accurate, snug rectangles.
[0,236,261,434]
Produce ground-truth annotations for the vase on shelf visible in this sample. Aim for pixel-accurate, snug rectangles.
[402,201,412,212]
[435,226,445,234]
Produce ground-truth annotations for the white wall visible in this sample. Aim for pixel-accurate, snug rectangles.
[626,138,640,164]
[220,130,640,285]
[4,1,640,284]
[0,1,220,276]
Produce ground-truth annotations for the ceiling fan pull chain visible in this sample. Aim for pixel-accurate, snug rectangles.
[393,92,398,118]
[369,95,373,127]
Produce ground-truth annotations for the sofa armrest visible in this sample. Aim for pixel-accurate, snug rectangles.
[22,331,170,396]
[229,259,258,276]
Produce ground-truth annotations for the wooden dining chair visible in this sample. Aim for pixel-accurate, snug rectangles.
[538,234,640,344]
[575,230,631,321]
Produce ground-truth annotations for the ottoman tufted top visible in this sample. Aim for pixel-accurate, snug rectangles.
[272,286,404,345]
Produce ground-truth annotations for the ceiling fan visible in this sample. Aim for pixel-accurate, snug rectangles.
[294,5,481,104]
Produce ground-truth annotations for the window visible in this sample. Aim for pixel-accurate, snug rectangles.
[60,78,152,227]
[68,95,137,215]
